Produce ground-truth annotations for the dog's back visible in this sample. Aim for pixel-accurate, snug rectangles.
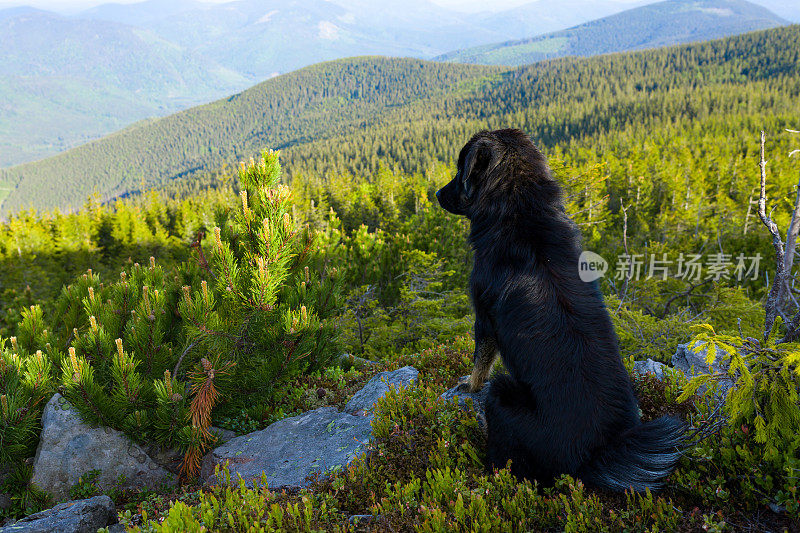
[481,209,683,489]
[438,129,685,491]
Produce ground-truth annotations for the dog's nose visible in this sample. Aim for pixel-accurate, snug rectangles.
[435,190,441,200]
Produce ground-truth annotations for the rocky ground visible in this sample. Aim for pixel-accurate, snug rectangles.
[0,344,724,533]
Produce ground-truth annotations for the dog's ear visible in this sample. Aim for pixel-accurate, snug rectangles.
[461,138,499,197]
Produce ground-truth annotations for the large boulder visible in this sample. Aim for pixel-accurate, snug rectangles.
[31,394,174,502]
[0,495,117,533]
[201,407,372,488]
[344,366,418,416]
[202,366,420,489]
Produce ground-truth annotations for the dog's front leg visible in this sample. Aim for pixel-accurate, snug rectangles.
[461,317,498,392]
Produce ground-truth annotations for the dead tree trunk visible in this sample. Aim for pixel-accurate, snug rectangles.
[758,130,800,342]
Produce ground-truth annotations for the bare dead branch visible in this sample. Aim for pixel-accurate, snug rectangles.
[660,278,712,318]
[617,199,630,312]
[758,131,789,339]
[568,194,609,219]
[173,341,197,378]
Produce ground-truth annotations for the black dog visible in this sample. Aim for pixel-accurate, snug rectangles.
[436,129,685,491]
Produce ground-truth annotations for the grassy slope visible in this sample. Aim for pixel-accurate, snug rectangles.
[436,0,787,66]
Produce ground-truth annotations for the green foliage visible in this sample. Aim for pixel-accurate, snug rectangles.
[130,375,709,532]
[0,341,54,519]
[675,326,800,517]
[701,287,766,338]
[68,469,102,500]
[0,342,54,465]
[179,151,343,417]
[340,250,472,360]
[53,262,190,450]
[130,464,347,533]
[0,464,49,519]
[609,294,695,363]
[2,152,343,483]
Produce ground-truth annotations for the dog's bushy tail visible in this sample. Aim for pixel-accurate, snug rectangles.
[577,415,686,492]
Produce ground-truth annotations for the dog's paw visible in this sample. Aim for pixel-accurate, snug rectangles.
[456,377,482,393]
[455,381,471,393]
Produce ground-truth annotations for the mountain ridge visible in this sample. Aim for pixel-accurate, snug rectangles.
[435,0,787,65]
[0,57,501,213]
[0,0,726,168]
[2,24,798,216]
[2,0,792,169]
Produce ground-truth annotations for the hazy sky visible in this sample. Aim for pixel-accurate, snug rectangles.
[0,0,791,15]
[0,0,647,14]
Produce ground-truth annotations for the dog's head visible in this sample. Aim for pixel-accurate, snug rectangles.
[435,129,551,219]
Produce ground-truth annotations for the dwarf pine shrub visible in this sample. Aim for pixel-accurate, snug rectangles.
[0,339,53,516]
[6,151,343,478]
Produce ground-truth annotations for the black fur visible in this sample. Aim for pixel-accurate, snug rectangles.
[436,129,686,491]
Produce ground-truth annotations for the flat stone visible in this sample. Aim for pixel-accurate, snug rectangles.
[201,407,372,489]
[344,366,418,416]
[441,377,491,424]
[31,394,174,502]
[633,359,669,380]
[0,495,117,533]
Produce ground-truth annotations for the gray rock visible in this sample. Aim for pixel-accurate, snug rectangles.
[344,366,418,416]
[633,359,669,380]
[0,464,10,512]
[0,495,117,533]
[202,366,423,489]
[0,493,10,512]
[671,342,736,397]
[31,394,175,502]
[201,407,372,489]
[441,377,491,421]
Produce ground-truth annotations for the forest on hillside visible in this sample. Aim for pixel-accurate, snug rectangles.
[1,25,800,532]
[2,25,798,216]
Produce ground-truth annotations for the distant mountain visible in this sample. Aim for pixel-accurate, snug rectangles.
[2,24,798,216]
[0,0,628,168]
[0,7,246,167]
[79,0,203,25]
[1,0,654,169]
[436,0,787,66]
[0,58,501,213]
[461,0,652,41]
[0,0,789,169]
[748,0,800,22]
[128,0,547,78]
